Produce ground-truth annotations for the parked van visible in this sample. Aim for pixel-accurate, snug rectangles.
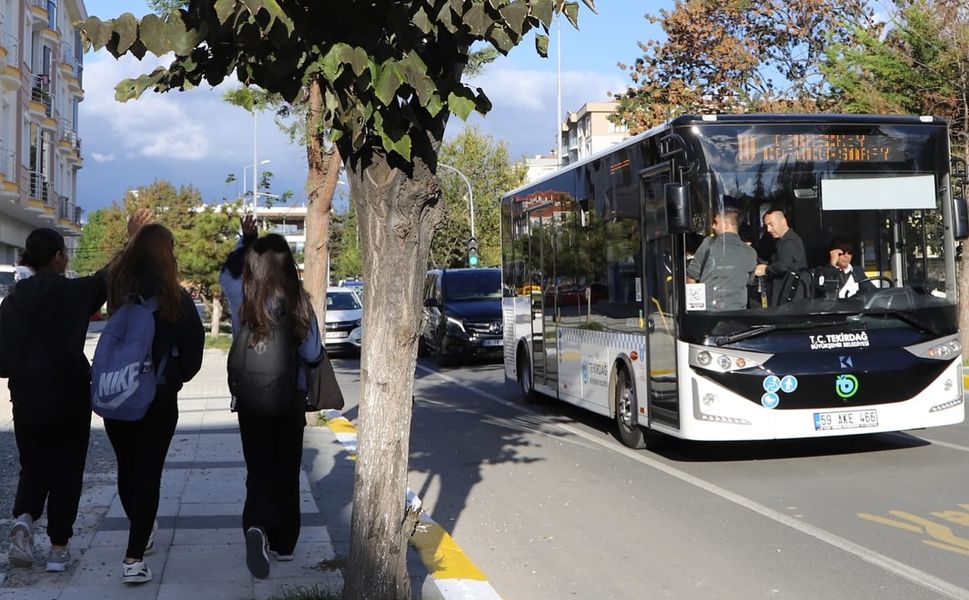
[420,268,502,365]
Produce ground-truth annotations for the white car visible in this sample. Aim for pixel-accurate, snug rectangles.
[324,287,362,354]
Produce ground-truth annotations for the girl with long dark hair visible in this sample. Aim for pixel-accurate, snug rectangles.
[103,223,204,584]
[222,230,322,579]
[0,228,107,572]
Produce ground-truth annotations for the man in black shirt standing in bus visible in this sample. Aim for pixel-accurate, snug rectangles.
[754,207,806,306]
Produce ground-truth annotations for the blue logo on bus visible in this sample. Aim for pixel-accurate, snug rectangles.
[761,392,780,409]
[763,375,781,393]
[780,375,798,394]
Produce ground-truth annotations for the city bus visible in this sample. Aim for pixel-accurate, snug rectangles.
[500,114,967,448]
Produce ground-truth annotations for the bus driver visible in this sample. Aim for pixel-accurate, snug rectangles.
[686,207,757,311]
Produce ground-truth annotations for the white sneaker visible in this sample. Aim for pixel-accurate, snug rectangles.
[46,546,71,572]
[121,560,152,584]
[144,520,159,555]
[8,514,34,568]
[268,549,294,562]
[244,527,270,579]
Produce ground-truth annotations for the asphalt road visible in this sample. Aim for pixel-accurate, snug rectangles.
[335,354,969,600]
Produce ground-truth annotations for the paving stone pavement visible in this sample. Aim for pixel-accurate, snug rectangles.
[0,332,348,599]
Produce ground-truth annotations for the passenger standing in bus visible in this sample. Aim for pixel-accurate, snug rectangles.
[686,208,756,311]
[754,207,806,306]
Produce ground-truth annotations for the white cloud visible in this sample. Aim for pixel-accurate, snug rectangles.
[91,151,115,162]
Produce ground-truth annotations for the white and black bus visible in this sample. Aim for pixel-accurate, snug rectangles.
[500,114,967,448]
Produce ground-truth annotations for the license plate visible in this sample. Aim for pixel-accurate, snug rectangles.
[482,339,502,347]
[814,409,878,431]
[325,331,348,339]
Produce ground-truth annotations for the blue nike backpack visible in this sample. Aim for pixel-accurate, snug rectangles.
[90,296,169,421]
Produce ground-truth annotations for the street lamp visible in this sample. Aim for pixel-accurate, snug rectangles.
[242,159,271,210]
[438,163,475,239]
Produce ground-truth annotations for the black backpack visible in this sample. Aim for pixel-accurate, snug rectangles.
[227,317,301,416]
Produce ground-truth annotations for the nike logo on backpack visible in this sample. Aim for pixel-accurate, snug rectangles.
[95,361,143,406]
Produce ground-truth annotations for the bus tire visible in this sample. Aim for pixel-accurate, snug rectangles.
[615,366,646,449]
[517,346,538,403]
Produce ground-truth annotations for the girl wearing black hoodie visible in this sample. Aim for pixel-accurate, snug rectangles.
[102,223,204,584]
[0,227,108,572]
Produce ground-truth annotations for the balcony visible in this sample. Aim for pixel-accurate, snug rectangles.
[30,73,54,118]
[28,171,54,210]
[60,42,83,90]
[0,32,20,91]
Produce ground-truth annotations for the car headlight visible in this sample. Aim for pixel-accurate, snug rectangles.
[446,316,466,333]
[688,345,772,373]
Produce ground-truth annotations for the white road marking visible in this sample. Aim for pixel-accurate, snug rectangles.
[417,364,969,600]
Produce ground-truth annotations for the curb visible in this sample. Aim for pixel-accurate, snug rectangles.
[322,409,502,600]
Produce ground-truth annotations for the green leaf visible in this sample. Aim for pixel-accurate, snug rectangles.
[465,3,489,36]
[113,13,139,54]
[374,61,403,106]
[448,91,476,121]
[214,0,236,23]
[500,2,529,34]
[531,0,554,28]
[412,7,432,34]
[563,2,579,29]
[581,0,597,13]
[535,33,549,57]
[425,93,444,118]
[139,14,172,56]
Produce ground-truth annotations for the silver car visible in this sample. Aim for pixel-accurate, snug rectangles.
[324,287,362,354]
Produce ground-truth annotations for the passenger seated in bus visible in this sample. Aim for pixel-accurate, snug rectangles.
[816,239,875,299]
[686,208,756,311]
[754,207,806,306]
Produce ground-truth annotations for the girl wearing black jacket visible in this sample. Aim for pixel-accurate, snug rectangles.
[103,223,204,584]
[0,228,107,572]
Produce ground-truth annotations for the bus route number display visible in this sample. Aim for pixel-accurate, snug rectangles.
[737,133,904,163]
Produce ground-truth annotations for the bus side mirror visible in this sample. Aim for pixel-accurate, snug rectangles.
[953,194,969,241]
[665,183,692,234]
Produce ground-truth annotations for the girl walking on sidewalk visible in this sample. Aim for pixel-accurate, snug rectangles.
[223,230,323,579]
[103,223,204,584]
[0,228,108,572]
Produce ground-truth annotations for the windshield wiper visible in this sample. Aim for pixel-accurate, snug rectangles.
[714,319,852,346]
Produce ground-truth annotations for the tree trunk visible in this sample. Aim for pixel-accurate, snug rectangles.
[302,78,342,328]
[341,152,444,600]
[209,292,222,336]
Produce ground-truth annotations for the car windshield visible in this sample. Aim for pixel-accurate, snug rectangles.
[443,270,502,301]
[327,291,361,310]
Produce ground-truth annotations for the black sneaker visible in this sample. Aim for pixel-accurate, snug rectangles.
[245,527,270,579]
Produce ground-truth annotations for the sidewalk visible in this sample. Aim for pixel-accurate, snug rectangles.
[0,336,347,599]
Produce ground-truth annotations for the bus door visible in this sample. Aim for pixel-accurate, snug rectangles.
[528,215,548,386]
[640,167,680,428]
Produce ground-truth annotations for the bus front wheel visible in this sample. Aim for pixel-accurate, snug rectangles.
[615,367,646,449]
[517,349,537,403]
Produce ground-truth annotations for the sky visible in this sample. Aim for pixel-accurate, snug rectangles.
[78,2,664,214]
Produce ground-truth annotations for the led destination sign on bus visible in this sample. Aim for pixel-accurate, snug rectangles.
[737,133,905,163]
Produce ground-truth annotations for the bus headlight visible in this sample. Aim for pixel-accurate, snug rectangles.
[906,336,961,360]
[689,345,772,373]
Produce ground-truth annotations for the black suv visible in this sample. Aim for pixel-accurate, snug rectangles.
[420,268,503,365]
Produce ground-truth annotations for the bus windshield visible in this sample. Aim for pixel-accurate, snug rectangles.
[679,121,956,340]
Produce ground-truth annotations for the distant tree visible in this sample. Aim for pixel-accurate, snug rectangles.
[613,0,876,132]
[146,0,185,13]
[80,3,595,597]
[432,126,526,269]
[330,201,362,282]
[178,203,240,333]
[72,207,125,274]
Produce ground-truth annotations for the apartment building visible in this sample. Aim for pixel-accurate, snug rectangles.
[0,0,85,264]
[559,101,629,166]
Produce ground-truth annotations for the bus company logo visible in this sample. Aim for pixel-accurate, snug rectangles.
[836,374,860,399]
[584,360,609,387]
[809,332,869,351]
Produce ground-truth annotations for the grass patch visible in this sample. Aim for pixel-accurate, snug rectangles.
[204,334,233,351]
[266,585,340,600]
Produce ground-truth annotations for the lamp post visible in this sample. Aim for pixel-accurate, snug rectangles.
[438,163,475,239]
[242,159,271,211]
